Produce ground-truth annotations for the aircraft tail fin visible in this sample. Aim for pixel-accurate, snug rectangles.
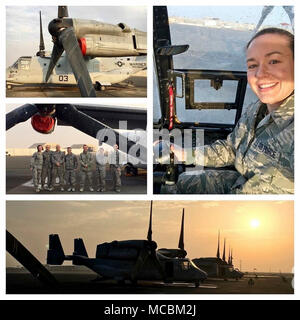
[73,238,88,257]
[47,234,65,265]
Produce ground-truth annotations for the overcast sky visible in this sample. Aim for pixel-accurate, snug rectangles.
[6,6,147,66]
[7,200,293,273]
[168,5,293,26]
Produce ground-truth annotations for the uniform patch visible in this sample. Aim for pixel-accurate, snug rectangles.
[252,140,280,160]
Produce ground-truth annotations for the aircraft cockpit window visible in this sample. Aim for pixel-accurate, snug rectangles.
[154,6,294,125]
[11,61,18,69]
[181,261,190,270]
[19,58,31,70]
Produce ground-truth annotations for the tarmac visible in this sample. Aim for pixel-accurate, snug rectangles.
[6,267,294,294]
[6,75,147,98]
[6,156,147,194]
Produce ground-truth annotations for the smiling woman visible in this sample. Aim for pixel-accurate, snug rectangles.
[246,28,294,112]
[173,26,294,194]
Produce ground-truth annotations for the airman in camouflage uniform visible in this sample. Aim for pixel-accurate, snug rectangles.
[109,144,122,193]
[30,145,43,192]
[96,147,107,192]
[176,95,294,194]
[166,28,294,194]
[65,147,78,192]
[79,144,94,192]
[50,144,65,191]
[41,145,52,190]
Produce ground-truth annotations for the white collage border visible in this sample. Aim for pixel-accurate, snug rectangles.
[0,0,297,301]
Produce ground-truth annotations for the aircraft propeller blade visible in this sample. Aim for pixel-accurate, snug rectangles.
[130,248,149,281]
[6,104,38,130]
[58,6,69,18]
[45,44,64,83]
[59,27,96,97]
[46,6,96,97]
[178,208,185,250]
[6,230,58,287]
[150,252,166,280]
[39,11,45,53]
[216,230,220,259]
[55,104,147,163]
[147,201,153,242]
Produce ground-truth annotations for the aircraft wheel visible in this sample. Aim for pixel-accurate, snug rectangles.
[195,281,200,288]
[94,82,102,91]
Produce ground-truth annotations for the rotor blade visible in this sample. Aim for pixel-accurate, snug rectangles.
[216,230,220,259]
[60,27,96,97]
[39,11,45,52]
[55,104,147,163]
[6,104,38,130]
[150,252,166,280]
[45,44,64,82]
[222,238,226,261]
[147,201,153,242]
[178,208,184,250]
[6,230,58,287]
[58,6,69,18]
[253,6,274,33]
[130,248,149,280]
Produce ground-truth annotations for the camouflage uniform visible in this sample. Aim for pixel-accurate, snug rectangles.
[176,95,294,194]
[50,151,65,189]
[65,153,78,189]
[30,151,43,190]
[96,151,107,191]
[41,150,52,188]
[79,151,94,190]
[109,150,122,192]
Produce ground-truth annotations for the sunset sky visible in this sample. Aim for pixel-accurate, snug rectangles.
[6,200,293,273]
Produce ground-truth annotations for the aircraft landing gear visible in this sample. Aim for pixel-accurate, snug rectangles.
[195,281,200,288]
[94,82,105,91]
[125,164,138,176]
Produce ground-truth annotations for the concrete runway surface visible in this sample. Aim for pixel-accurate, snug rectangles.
[6,156,147,194]
[6,267,294,294]
[6,74,147,98]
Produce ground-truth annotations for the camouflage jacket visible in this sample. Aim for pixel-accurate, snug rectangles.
[79,152,93,171]
[42,150,53,167]
[51,151,65,167]
[195,95,294,194]
[30,152,43,169]
[65,153,78,170]
[109,150,122,168]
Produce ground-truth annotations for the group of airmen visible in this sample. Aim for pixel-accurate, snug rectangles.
[30,144,122,193]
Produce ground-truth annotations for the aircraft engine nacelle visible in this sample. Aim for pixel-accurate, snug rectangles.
[96,240,157,260]
[78,31,147,57]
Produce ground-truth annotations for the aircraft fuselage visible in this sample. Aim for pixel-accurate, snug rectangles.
[6,55,146,89]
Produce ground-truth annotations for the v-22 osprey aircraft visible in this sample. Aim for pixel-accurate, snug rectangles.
[6,7,147,96]
[47,202,207,287]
